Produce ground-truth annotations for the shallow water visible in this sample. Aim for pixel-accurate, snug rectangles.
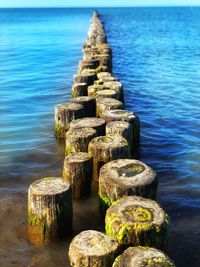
[0,7,200,267]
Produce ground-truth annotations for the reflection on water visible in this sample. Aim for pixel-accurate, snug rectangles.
[0,7,200,267]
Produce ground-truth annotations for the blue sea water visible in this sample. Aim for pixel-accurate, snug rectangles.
[0,7,199,267]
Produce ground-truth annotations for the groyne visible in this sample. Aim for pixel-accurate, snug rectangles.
[28,11,175,266]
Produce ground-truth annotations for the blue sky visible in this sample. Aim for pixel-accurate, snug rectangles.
[1,0,200,8]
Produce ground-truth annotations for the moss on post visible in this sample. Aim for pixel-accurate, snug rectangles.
[65,127,97,155]
[69,230,120,267]
[70,117,106,136]
[54,102,84,139]
[88,134,131,182]
[63,152,93,200]
[96,98,124,117]
[72,83,88,98]
[101,109,140,156]
[112,246,175,267]
[105,196,170,250]
[99,159,158,215]
[71,96,96,117]
[28,177,72,246]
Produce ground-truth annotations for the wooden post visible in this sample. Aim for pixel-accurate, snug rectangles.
[74,72,97,86]
[88,134,131,182]
[88,84,109,97]
[112,246,175,267]
[106,121,132,157]
[72,83,88,98]
[71,96,96,117]
[97,72,112,80]
[28,177,72,246]
[63,152,93,200]
[99,159,158,215]
[96,98,124,117]
[54,102,85,139]
[78,59,100,73]
[105,196,170,250]
[95,89,120,101]
[70,117,106,136]
[101,109,140,155]
[69,230,120,267]
[104,81,124,103]
[65,127,97,155]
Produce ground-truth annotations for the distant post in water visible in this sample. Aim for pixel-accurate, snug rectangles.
[101,109,140,155]
[55,102,84,139]
[88,134,131,182]
[63,153,93,200]
[65,127,97,156]
[28,177,72,246]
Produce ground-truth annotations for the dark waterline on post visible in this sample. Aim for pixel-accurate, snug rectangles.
[0,7,199,267]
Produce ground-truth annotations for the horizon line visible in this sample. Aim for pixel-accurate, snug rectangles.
[0,5,200,9]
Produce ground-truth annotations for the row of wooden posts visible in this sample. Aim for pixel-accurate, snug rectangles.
[27,11,175,266]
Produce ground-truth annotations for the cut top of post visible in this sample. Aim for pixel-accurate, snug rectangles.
[100,159,157,187]
[29,177,70,196]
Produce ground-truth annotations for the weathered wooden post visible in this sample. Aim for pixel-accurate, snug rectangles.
[112,246,175,267]
[28,177,72,246]
[65,127,97,155]
[72,83,88,98]
[95,89,120,101]
[78,59,100,73]
[101,109,140,155]
[88,134,131,182]
[71,96,96,117]
[104,81,124,103]
[106,121,132,154]
[74,72,97,86]
[69,230,120,267]
[54,102,84,139]
[96,98,124,117]
[99,159,157,214]
[105,196,170,250]
[63,152,93,200]
[70,117,106,136]
[97,72,112,80]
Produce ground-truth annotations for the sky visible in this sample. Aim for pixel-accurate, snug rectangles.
[0,0,200,8]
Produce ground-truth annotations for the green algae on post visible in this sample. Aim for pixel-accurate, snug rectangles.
[69,230,120,267]
[112,246,175,267]
[72,83,88,98]
[63,152,93,200]
[88,134,131,182]
[28,177,72,246]
[105,195,170,250]
[54,102,84,139]
[65,127,97,156]
[98,159,158,215]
